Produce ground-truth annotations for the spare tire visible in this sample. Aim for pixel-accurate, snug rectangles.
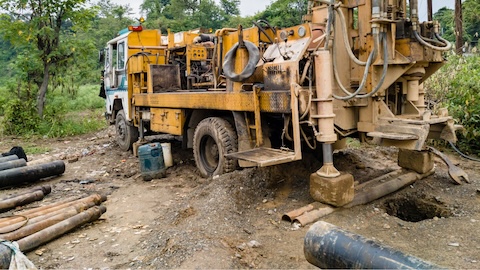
[222,41,260,82]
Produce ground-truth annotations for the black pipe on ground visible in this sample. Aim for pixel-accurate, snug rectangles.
[0,155,18,164]
[304,221,443,269]
[0,161,65,187]
[0,159,26,171]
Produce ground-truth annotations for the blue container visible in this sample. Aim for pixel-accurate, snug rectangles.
[138,143,166,181]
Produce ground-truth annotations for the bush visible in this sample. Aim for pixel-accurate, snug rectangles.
[0,84,107,138]
[2,98,40,136]
[424,54,480,155]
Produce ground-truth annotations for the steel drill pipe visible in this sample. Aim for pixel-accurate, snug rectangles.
[0,155,18,164]
[0,205,81,234]
[2,185,51,200]
[0,186,51,212]
[0,159,26,172]
[304,221,443,269]
[0,160,65,187]
[0,194,105,227]
[0,206,80,241]
[16,193,106,216]
[17,205,107,252]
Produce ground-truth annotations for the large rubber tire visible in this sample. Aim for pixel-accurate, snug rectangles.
[115,110,139,151]
[193,117,238,177]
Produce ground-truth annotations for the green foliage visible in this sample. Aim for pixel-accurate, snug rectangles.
[255,0,308,28]
[424,54,480,155]
[0,84,106,138]
[141,0,240,32]
[434,7,455,43]
[2,98,40,136]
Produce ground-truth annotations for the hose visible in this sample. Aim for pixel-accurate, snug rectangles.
[332,34,377,99]
[413,30,452,51]
[252,20,275,44]
[449,141,480,162]
[222,41,260,82]
[335,7,367,66]
[333,32,389,100]
[323,0,336,49]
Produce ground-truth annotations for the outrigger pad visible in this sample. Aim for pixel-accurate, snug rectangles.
[310,173,354,207]
[398,149,434,174]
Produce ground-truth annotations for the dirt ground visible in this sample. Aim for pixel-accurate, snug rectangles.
[0,125,479,269]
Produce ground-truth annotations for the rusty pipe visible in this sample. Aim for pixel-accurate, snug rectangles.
[304,221,442,269]
[17,205,107,252]
[344,169,434,208]
[0,205,82,234]
[0,159,26,171]
[0,206,80,241]
[15,193,105,216]
[0,155,18,163]
[0,160,65,187]
[2,185,51,200]
[0,189,47,213]
[0,194,106,227]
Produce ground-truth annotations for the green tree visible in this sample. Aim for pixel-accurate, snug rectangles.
[434,7,455,43]
[255,0,307,28]
[0,0,95,116]
[463,0,480,46]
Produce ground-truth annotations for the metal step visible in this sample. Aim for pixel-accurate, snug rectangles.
[367,131,419,141]
[226,147,298,167]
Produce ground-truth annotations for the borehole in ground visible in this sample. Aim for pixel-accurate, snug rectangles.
[384,196,452,222]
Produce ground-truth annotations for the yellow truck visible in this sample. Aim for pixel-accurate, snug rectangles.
[101,0,458,206]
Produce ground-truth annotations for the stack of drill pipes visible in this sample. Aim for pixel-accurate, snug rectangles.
[0,194,106,252]
[0,159,27,171]
[0,194,105,229]
[0,186,51,212]
[0,155,19,164]
[0,160,65,188]
[285,169,435,226]
[17,205,106,252]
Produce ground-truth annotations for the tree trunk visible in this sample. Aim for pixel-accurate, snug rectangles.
[455,0,463,55]
[37,63,50,117]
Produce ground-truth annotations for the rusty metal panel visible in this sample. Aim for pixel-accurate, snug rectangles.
[149,65,181,93]
[150,108,185,135]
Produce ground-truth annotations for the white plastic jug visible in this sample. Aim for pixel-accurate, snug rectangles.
[161,142,173,168]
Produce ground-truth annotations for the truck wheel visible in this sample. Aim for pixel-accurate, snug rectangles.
[115,110,138,151]
[193,117,238,177]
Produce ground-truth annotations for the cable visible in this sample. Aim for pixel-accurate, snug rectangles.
[449,141,480,162]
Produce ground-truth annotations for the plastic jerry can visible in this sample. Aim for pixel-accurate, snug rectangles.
[138,143,166,181]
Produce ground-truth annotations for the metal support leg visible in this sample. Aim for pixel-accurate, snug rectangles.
[316,143,340,177]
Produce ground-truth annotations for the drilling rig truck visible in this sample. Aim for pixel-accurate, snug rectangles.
[101,0,457,206]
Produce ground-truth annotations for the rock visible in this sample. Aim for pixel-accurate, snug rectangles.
[236,243,246,251]
[383,224,391,229]
[448,242,460,247]
[247,240,261,248]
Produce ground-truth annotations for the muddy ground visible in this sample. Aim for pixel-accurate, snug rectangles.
[0,125,479,269]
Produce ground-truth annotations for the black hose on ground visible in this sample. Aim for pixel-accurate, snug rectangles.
[449,141,480,162]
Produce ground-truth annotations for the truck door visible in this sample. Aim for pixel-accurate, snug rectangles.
[104,38,127,90]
